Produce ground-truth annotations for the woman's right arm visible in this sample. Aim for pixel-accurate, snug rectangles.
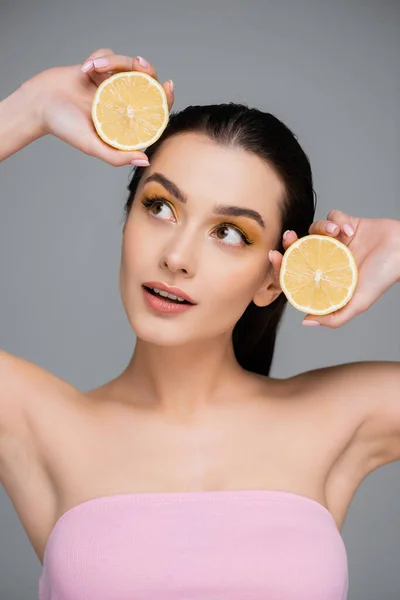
[0,49,174,167]
[0,48,174,435]
[0,87,45,162]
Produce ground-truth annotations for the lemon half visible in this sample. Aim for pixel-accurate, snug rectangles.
[91,71,169,151]
[279,234,358,315]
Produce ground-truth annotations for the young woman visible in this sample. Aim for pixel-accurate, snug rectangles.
[1,48,399,600]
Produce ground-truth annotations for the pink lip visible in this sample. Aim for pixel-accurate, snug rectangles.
[142,281,196,305]
[142,286,196,315]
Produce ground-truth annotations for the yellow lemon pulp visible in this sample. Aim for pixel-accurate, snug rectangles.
[91,71,169,151]
[279,234,358,315]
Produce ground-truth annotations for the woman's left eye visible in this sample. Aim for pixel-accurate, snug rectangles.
[142,197,175,221]
[212,224,251,246]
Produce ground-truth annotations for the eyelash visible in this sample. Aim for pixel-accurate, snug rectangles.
[140,194,253,246]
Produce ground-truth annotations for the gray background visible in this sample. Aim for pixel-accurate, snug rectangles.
[0,0,399,598]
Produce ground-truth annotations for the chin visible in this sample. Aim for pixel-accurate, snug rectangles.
[127,310,196,347]
[134,323,197,347]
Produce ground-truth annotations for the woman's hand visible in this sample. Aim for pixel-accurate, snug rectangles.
[269,210,400,328]
[20,48,175,167]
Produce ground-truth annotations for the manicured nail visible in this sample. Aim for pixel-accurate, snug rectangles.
[137,56,149,68]
[169,80,174,94]
[81,60,93,73]
[269,250,273,262]
[302,320,320,326]
[326,223,339,234]
[343,224,354,236]
[131,158,150,167]
[283,230,291,240]
[93,58,110,69]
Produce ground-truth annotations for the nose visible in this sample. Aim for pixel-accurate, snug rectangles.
[159,233,197,277]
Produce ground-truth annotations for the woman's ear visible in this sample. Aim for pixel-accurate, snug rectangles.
[252,277,282,307]
[252,251,283,307]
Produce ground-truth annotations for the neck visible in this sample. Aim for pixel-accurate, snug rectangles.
[119,334,247,424]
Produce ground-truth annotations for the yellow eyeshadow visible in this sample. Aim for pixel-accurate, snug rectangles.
[141,191,177,219]
[221,218,260,242]
[141,188,261,243]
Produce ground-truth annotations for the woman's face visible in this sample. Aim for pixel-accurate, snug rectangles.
[119,132,284,346]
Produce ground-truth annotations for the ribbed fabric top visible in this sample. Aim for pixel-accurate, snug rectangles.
[38,490,349,600]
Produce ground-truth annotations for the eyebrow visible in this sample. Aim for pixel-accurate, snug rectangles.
[143,172,266,229]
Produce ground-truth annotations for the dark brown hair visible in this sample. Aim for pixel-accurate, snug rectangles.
[124,103,317,376]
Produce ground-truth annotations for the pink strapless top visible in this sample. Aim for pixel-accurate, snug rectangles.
[38,490,349,600]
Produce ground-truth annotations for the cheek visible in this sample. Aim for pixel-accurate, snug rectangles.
[122,220,154,273]
[202,253,265,308]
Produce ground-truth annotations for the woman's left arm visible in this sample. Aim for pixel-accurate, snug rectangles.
[270,210,400,328]
[305,211,400,326]
[270,211,400,469]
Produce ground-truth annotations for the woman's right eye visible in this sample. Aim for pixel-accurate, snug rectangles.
[141,197,176,222]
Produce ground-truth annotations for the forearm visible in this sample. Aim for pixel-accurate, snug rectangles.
[0,86,45,162]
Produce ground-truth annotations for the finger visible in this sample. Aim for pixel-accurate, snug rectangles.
[82,54,158,87]
[308,220,341,237]
[80,48,115,81]
[282,229,298,251]
[80,48,115,85]
[86,48,115,60]
[161,79,175,112]
[84,48,116,62]
[81,52,173,112]
[86,133,150,167]
[323,210,356,237]
[95,54,158,80]
[302,291,368,329]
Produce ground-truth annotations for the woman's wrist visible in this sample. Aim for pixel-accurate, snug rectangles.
[0,85,46,161]
[16,82,47,139]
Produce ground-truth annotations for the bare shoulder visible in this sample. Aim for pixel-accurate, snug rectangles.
[296,360,400,467]
[292,361,400,524]
[0,347,79,402]
[0,349,82,562]
[0,349,80,443]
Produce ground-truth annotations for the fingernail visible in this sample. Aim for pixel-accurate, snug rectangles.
[168,80,174,94]
[326,223,339,234]
[283,230,291,240]
[269,250,273,262]
[81,60,93,73]
[137,56,149,68]
[93,58,110,69]
[343,224,354,236]
[131,158,150,167]
[302,320,320,326]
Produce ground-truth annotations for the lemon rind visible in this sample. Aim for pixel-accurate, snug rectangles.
[279,234,358,315]
[91,71,169,151]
